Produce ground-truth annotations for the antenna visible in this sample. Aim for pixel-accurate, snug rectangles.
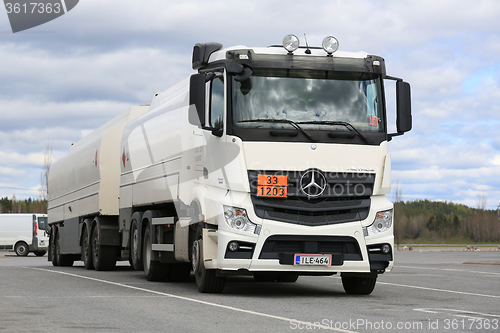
[304,33,311,54]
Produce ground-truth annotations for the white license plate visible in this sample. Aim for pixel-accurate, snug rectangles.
[294,254,332,267]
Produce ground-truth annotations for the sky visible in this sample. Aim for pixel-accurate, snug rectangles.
[0,0,499,209]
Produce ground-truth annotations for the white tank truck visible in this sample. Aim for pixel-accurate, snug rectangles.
[48,35,411,294]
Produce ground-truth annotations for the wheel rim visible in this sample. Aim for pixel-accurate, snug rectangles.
[92,227,99,263]
[132,228,139,261]
[144,232,151,272]
[83,229,90,260]
[18,244,27,255]
[191,240,201,275]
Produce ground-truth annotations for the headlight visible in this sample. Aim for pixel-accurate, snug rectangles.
[364,209,393,236]
[223,206,260,234]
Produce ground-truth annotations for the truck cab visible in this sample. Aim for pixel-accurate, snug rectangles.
[180,35,411,293]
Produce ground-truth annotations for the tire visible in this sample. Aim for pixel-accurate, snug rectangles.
[341,275,377,295]
[143,227,168,281]
[56,231,74,267]
[130,219,143,271]
[14,242,29,257]
[192,225,225,293]
[81,225,94,270]
[50,228,58,266]
[91,223,117,271]
[34,251,46,257]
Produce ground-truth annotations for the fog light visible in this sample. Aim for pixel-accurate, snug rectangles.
[282,34,299,53]
[228,241,239,252]
[322,36,339,55]
[381,244,391,254]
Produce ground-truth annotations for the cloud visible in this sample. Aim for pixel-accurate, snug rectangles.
[0,0,499,209]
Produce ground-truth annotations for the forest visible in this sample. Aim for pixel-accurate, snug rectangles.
[394,199,500,244]
[1,195,499,244]
[0,196,47,214]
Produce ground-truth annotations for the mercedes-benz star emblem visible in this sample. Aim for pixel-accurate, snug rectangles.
[300,169,327,198]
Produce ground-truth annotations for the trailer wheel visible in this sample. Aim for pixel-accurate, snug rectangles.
[34,251,46,257]
[142,227,168,281]
[50,227,58,266]
[130,219,143,271]
[91,224,117,271]
[192,226,225,293]
[341,275,377,295]
[56,231,74,267]
[81,225,94,270]
[14,241,29,257]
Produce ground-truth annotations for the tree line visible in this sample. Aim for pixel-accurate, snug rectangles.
[0,196,47,214]
[394,199,500,244]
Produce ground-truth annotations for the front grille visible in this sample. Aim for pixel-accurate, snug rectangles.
[249,170,374,226]
[259,235,363,264]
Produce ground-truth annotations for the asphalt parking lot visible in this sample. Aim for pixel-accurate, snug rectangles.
[0,249,499,333]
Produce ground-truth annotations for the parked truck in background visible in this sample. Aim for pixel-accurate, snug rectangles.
[0,213,49,256]
[48,35,411,294]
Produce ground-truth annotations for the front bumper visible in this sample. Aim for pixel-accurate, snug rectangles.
[206,216,393,274]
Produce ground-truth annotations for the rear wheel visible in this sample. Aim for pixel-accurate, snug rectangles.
[56,231,74,267]
[130,219,143,271]
[50,228,58,266]
[341,275,377,295]
[81,226,94,270]
[192,226,225,293]
[14,241,29,256]
[143,227,168,281]
[34,251,46,257]
[91,224,117,271]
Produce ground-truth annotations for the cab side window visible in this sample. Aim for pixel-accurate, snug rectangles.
[210,76,224,130]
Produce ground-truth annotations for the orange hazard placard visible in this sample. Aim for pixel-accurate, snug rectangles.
[257,174,288,186]
[257,175,287,198]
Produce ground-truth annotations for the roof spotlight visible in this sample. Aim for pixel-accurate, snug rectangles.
[282,34,299,54]
[322,36,339,56]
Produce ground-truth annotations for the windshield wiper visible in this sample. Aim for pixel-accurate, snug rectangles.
[239,119,318,142]
[297,121,374,144]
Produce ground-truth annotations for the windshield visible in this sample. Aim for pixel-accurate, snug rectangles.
[232,69,384,132]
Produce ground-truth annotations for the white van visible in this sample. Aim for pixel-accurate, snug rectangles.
[0,214,49,256]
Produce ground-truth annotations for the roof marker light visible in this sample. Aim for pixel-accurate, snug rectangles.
[282,34,299,54]
[322,36,339,56]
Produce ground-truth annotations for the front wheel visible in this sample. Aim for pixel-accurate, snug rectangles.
[14,242,29,256]
[192,226,225,293]
[341,275,377,295]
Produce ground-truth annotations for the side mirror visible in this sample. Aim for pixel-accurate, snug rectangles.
[396,81,412,133]
[189,74,206,127]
